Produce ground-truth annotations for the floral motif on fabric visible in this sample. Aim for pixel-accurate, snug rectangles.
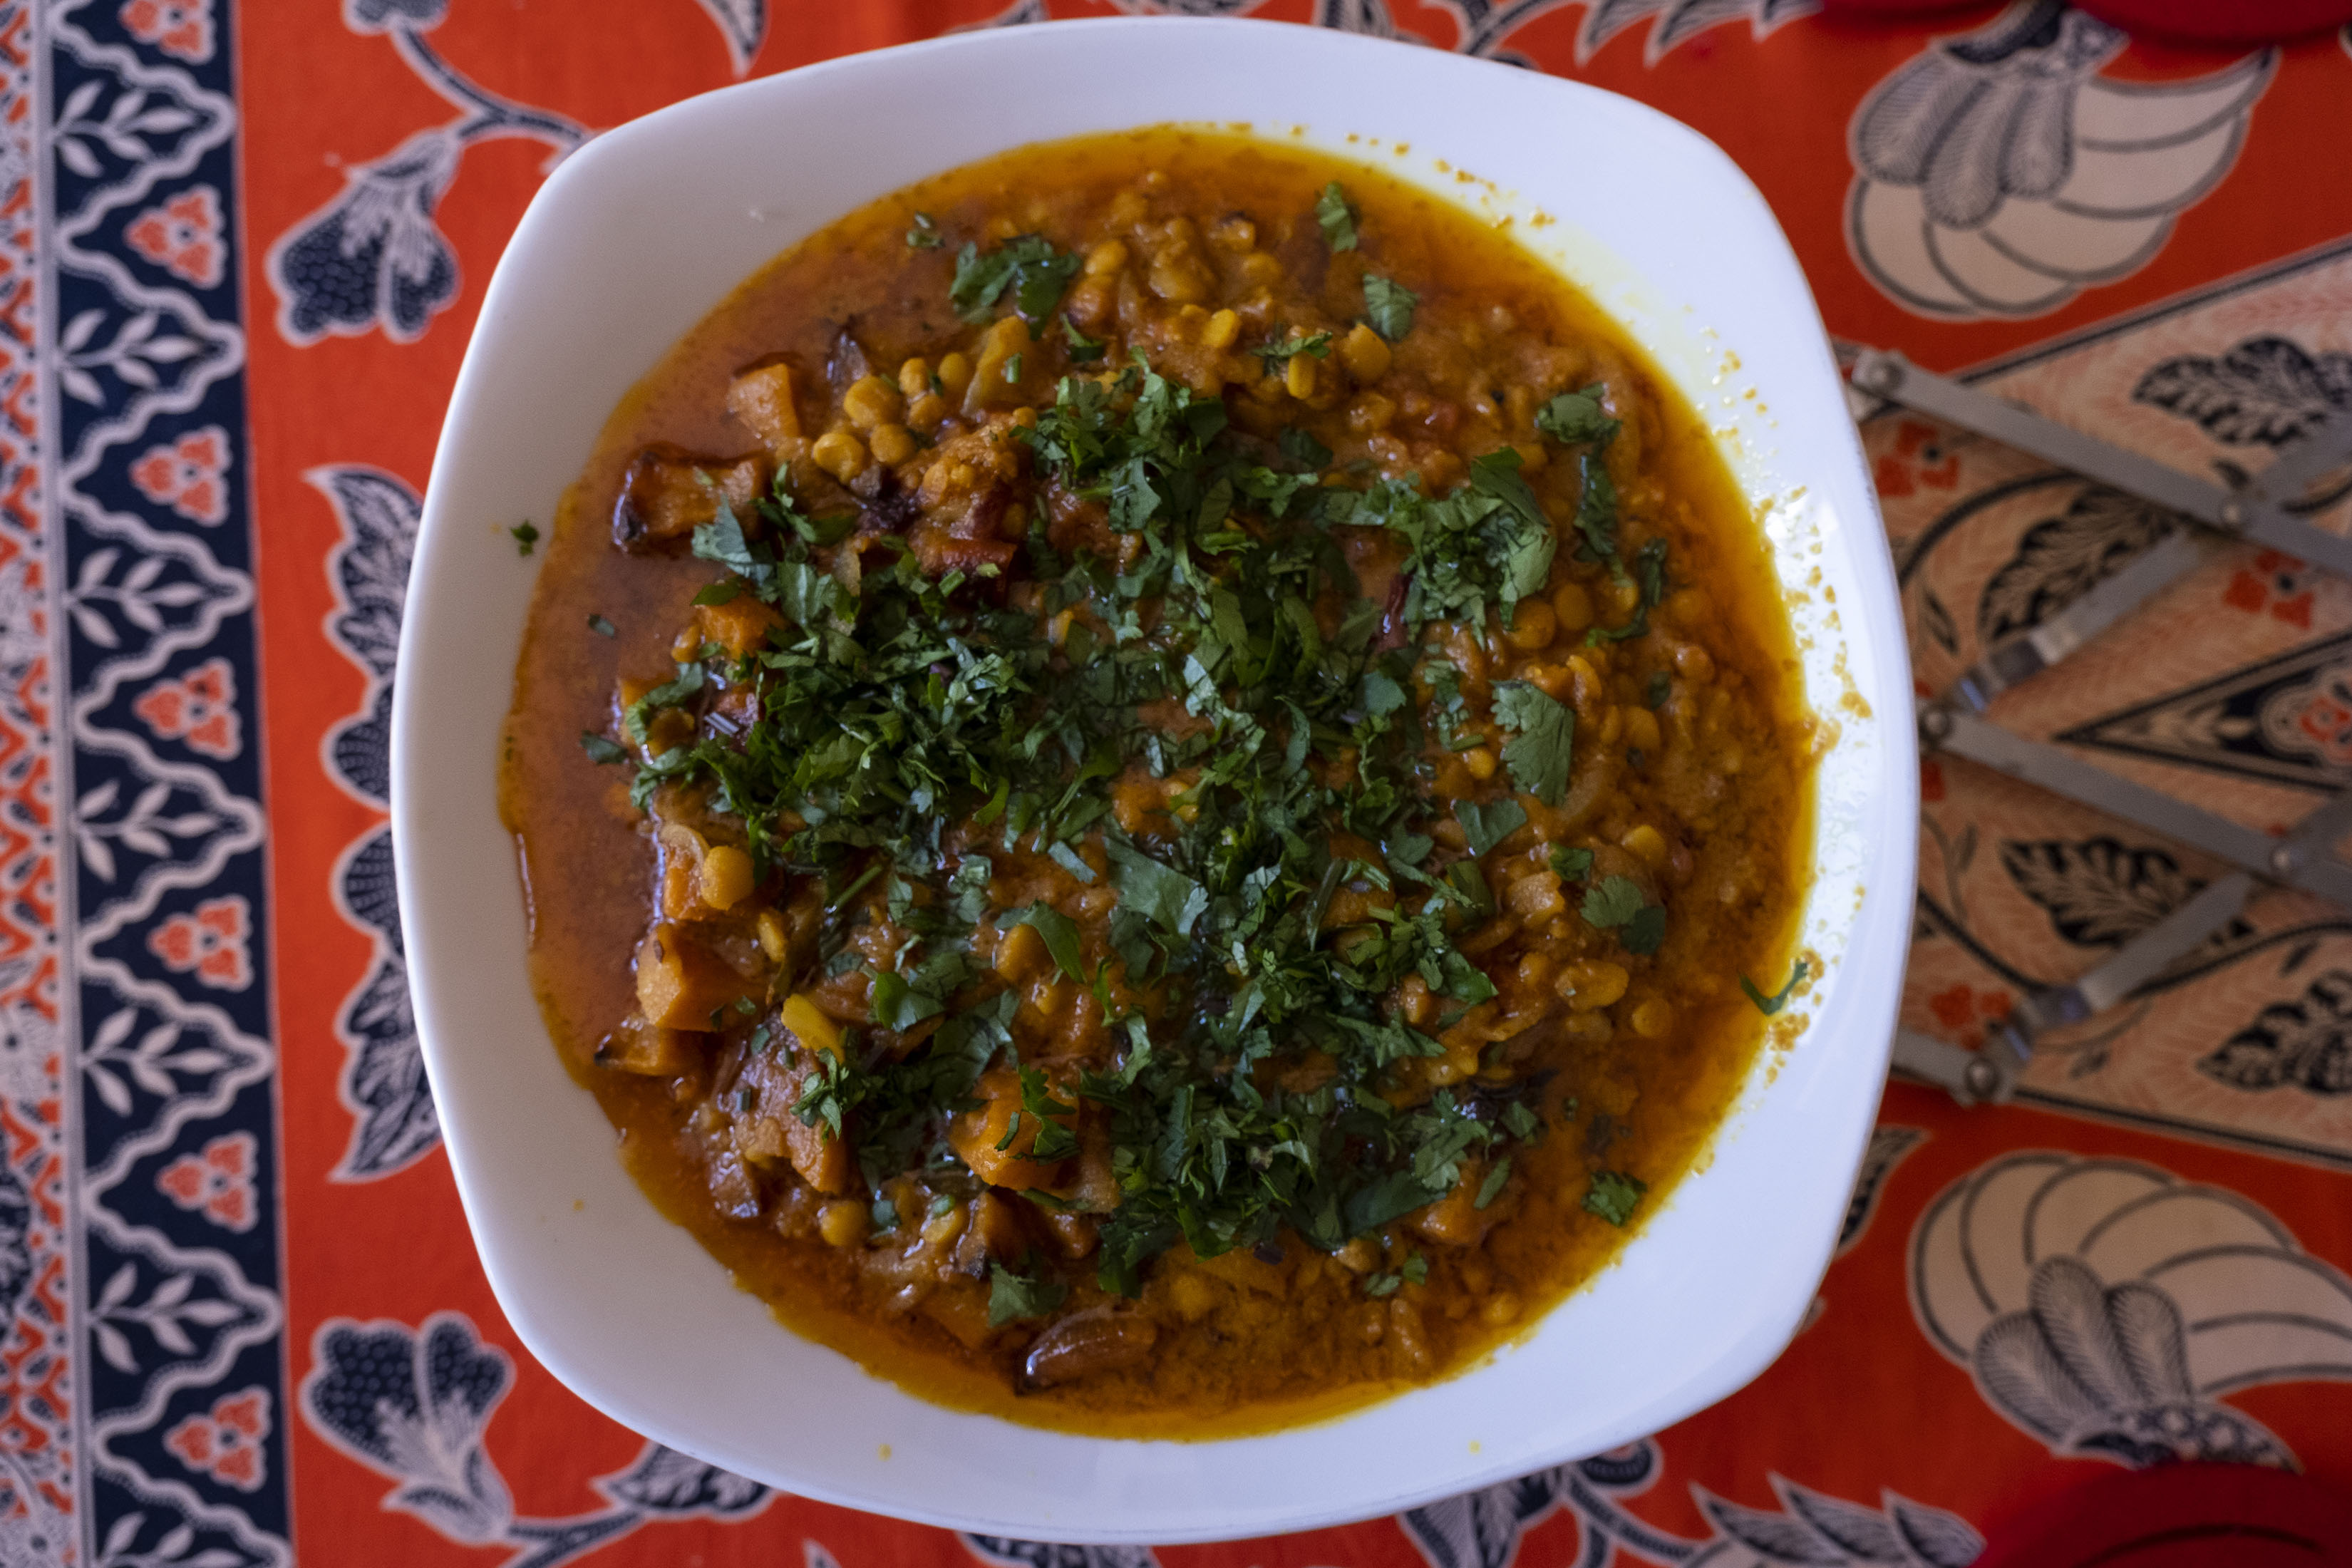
[147,896,251,991]
[124,186,225,286]
[128,425,231,526]
[157,1131,258,1232]
[132,657,239,760]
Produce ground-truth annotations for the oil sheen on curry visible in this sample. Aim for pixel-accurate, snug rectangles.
[502,129,1814,1436]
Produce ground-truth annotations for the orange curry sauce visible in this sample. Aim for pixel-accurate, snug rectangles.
[501,130,1813,1436]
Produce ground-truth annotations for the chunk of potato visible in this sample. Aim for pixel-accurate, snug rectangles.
[612,444,771,550]
[1412,1161,1498,1248]
[633,922,752,1031]
[692,594,784,659]
[725,358,803,454]
[599,1011,696,1076]
[948,1067,1073,1190]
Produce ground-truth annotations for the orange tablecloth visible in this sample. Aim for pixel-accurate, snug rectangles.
[6,0,2348,1561]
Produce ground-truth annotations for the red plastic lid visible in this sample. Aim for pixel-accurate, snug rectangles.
[1976,1464,2352,1567]
[2073,0,2352,43]
[1819,0,2352,41]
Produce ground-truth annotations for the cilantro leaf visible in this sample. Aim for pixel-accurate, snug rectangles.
[1535,383,1619,447]
[1549,845,1594,881]
[1571,451,1618,564]
[951,234,1080,325]
[1363,274,1417,341]
[1015,902,1086,982]
[1362,669,1407,715]
[1741,961,1810,1016]
[1475,1157,1512,1210]
[1106,841,1208,938]
[1492,681,1574,806]
[587,613,616,637]
[1581,875,1646,929]
[1455,798,1528,856]
[987,1259,1069,1326]
[904,212,942,249]
[1589,538,1669,646]
[579,731,626,765]
[692,581,740,607]
[622,662,705,745]
[1622,904,1666,956]
[868,968,947,1031]
[1316,180,1359,252]
[1062,316,1107,363]
[1345,1170,1444,1234]
[1279,425,1332,470]
[509,520,539,556]
[1465,449,1556,614]
[1584,1170,1646,1226]
[1018,1067,1081,1162]
[1015,254,1083,324]
[1254,329,1333,372]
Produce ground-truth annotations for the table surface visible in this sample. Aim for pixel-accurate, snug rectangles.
[1,0,2348,1562]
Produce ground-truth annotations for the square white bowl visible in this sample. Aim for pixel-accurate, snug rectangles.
[393,16,1914,1543]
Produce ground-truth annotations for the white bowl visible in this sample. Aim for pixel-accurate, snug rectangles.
[393,16,1914,1543]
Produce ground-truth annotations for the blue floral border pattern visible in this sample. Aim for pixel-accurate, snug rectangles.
[38,0,288,1562]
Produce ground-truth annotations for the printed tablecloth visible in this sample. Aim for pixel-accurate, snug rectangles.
[0,0,2347,1561]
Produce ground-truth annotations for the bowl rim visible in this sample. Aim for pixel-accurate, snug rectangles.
[392,13,1916,1542]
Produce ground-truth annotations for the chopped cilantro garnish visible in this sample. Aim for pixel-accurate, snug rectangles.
[1584,1170,1646,1226]
[1549,844,1594,881]
[510,520,539,555]
[1646,670,1671,709]
[1062,315,1107,363]
[1589,539,1668,646]
[1741,961,1810,1016]
[587,613,616,637]
[1571,452,1618,565]
[579,731,626,765]
[1582,875,1666,956]
[1456,799,1527,856]
[1279,425,1332,471]
[1363,1251,1427,1297]
[1254,329,1333,372]
[1492,681,1574,807]
[1014,903,1086,983]
[1475,1157,1512,1209]
[1107,841,1208,938]
[1316,180,1359,252]
[691,581,741,607]
[871,1197,900,1231]
[588,354,1586,1300]
[1004,352,1023,384]
[905,212,942,249]
[1535,383,1619,447]
[988,1258,1070,1326]
[1018,1067,1080,1162]
[1363,274,1417,341]
[950,234,1082,325]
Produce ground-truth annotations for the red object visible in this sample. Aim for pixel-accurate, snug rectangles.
[1976,1465,2352,1567]
[1816,0,1996,14]
[2074,0,2352,43]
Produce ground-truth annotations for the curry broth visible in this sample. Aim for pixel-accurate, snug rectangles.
[502,129,1813,1437]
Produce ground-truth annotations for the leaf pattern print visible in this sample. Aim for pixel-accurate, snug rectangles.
[1999,837,2204,948]
[2201,968,2352,1096]
[1977,485,2182,644]
[2133,335,2352,448]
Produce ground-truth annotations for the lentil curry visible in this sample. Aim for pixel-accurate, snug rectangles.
[502,129,1814,1437]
